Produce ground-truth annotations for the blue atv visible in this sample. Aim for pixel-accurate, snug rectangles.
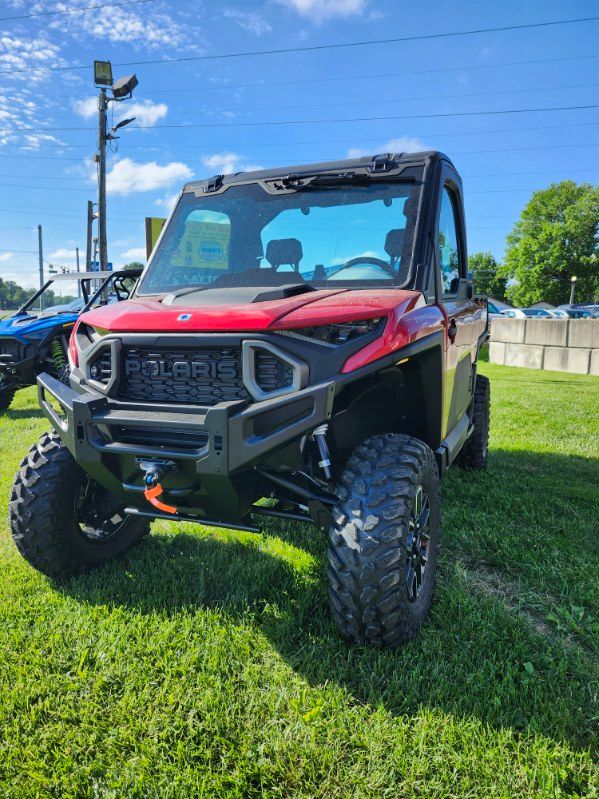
[0,268,141,411]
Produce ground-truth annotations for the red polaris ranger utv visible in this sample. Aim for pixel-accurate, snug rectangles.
[10,151,489,647]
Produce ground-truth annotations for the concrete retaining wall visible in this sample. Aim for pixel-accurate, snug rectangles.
[489,318,599,376]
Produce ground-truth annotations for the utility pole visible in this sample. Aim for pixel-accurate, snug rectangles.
[75,246,81,298]
[93,60,138,275]
[97,88,108,272]
[37,224,44,311]
[86,200,94,272]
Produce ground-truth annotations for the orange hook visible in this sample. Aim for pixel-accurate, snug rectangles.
[144,482,178,514]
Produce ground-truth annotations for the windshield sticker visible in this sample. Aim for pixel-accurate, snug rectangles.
[171,221,230,270]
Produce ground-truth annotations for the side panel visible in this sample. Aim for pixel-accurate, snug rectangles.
[431,164,486,437]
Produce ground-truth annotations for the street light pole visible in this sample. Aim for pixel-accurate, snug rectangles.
[93,60,138,276]
[569,275,577,305]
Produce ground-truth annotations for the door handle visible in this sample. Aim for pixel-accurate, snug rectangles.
[448,318,457,343]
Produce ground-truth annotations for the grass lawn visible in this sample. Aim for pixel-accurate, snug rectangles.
[0,362,597,798]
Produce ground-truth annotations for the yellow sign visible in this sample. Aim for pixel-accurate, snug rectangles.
[145,216,166,259]
[170,221,230,270]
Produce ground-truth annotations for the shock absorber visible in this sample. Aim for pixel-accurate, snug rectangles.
[50,338,67,371]
[312,424,332,480]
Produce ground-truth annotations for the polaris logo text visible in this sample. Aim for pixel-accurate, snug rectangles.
[124,359,238,380]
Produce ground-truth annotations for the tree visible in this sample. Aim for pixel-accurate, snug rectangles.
[122,261,145,270]
[468,252,507,299]
[502,181,599,307]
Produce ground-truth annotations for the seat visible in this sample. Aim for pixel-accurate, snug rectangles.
[384,229,405,271]
[265,238,303,271]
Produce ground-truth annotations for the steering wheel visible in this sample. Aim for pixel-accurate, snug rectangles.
[334,256,396,278]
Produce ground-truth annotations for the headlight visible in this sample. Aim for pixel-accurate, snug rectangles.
[68,322,108,368]
[281,318,383,347]
[24,330,47,340]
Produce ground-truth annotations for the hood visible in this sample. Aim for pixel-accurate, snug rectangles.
[0,311,78,339]
[79,288,424,333]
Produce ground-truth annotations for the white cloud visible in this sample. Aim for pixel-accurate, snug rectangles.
[120,100,168,128]
[120,247,147,262]
[155,193,180,214]
[105,158,193,196]
[0,34,65,82]
[47,248,79,269]
[74,98,168,128]
[0,252,13,262]
[223,9,272,35]
[347,136,429,158]
[201,152,262,175]
[21,133,65,151]
[73,97,98,119]
[48,3,203,51]
[277,0,368,22]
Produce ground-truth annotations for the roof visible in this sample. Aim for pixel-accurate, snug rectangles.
[183,150,451,194]
[51,268,142,281]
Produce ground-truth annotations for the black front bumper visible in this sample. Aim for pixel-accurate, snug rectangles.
[37,372,335,523]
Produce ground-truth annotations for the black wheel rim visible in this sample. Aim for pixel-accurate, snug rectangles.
[405,484,431,602]
[74,477,128,543]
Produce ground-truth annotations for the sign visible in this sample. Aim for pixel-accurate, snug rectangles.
[94,60,113,87]
[145,216,166,259]
[170,221,230,271]
[90,261,113,272]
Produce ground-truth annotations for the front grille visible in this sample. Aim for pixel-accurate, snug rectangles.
[118,347,250,405]
[255,350,293,393]
[0,338,34,362]
[114,426,209,450]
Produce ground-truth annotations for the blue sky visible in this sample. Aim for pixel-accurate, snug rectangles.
[0,0,597,288]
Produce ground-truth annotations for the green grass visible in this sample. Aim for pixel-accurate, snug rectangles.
[0,363,597,798]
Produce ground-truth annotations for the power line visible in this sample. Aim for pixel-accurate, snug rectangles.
[131,103,599,130]
[154,81,599,119]
[0,139,598,166]
[2,120,599,151]
[0,0,159,22]
[1,15,598,76]
[1,102,598,135]
[141,53,599,96]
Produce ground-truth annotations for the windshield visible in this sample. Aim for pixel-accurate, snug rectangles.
[22,278,84,315]
[139,177,422,295]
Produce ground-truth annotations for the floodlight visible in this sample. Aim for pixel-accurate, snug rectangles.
[94,60,113,87]
[111,74,139,99]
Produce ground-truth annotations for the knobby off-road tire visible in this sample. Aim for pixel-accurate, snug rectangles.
[0,387,15,411]
[328,434,440,648]
[9,430,149,579]
[455,373,490,470]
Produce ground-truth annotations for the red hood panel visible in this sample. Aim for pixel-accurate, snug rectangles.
[270,289,422,328]
[80,289,423,333]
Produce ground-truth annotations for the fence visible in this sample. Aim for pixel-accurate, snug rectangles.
[489,318,599,375]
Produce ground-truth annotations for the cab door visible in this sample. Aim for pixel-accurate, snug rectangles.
[434,174,479,438]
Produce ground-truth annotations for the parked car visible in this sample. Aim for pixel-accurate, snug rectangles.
[555,305,593,319]
[487,300,511,318]
[502,308,555,319]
